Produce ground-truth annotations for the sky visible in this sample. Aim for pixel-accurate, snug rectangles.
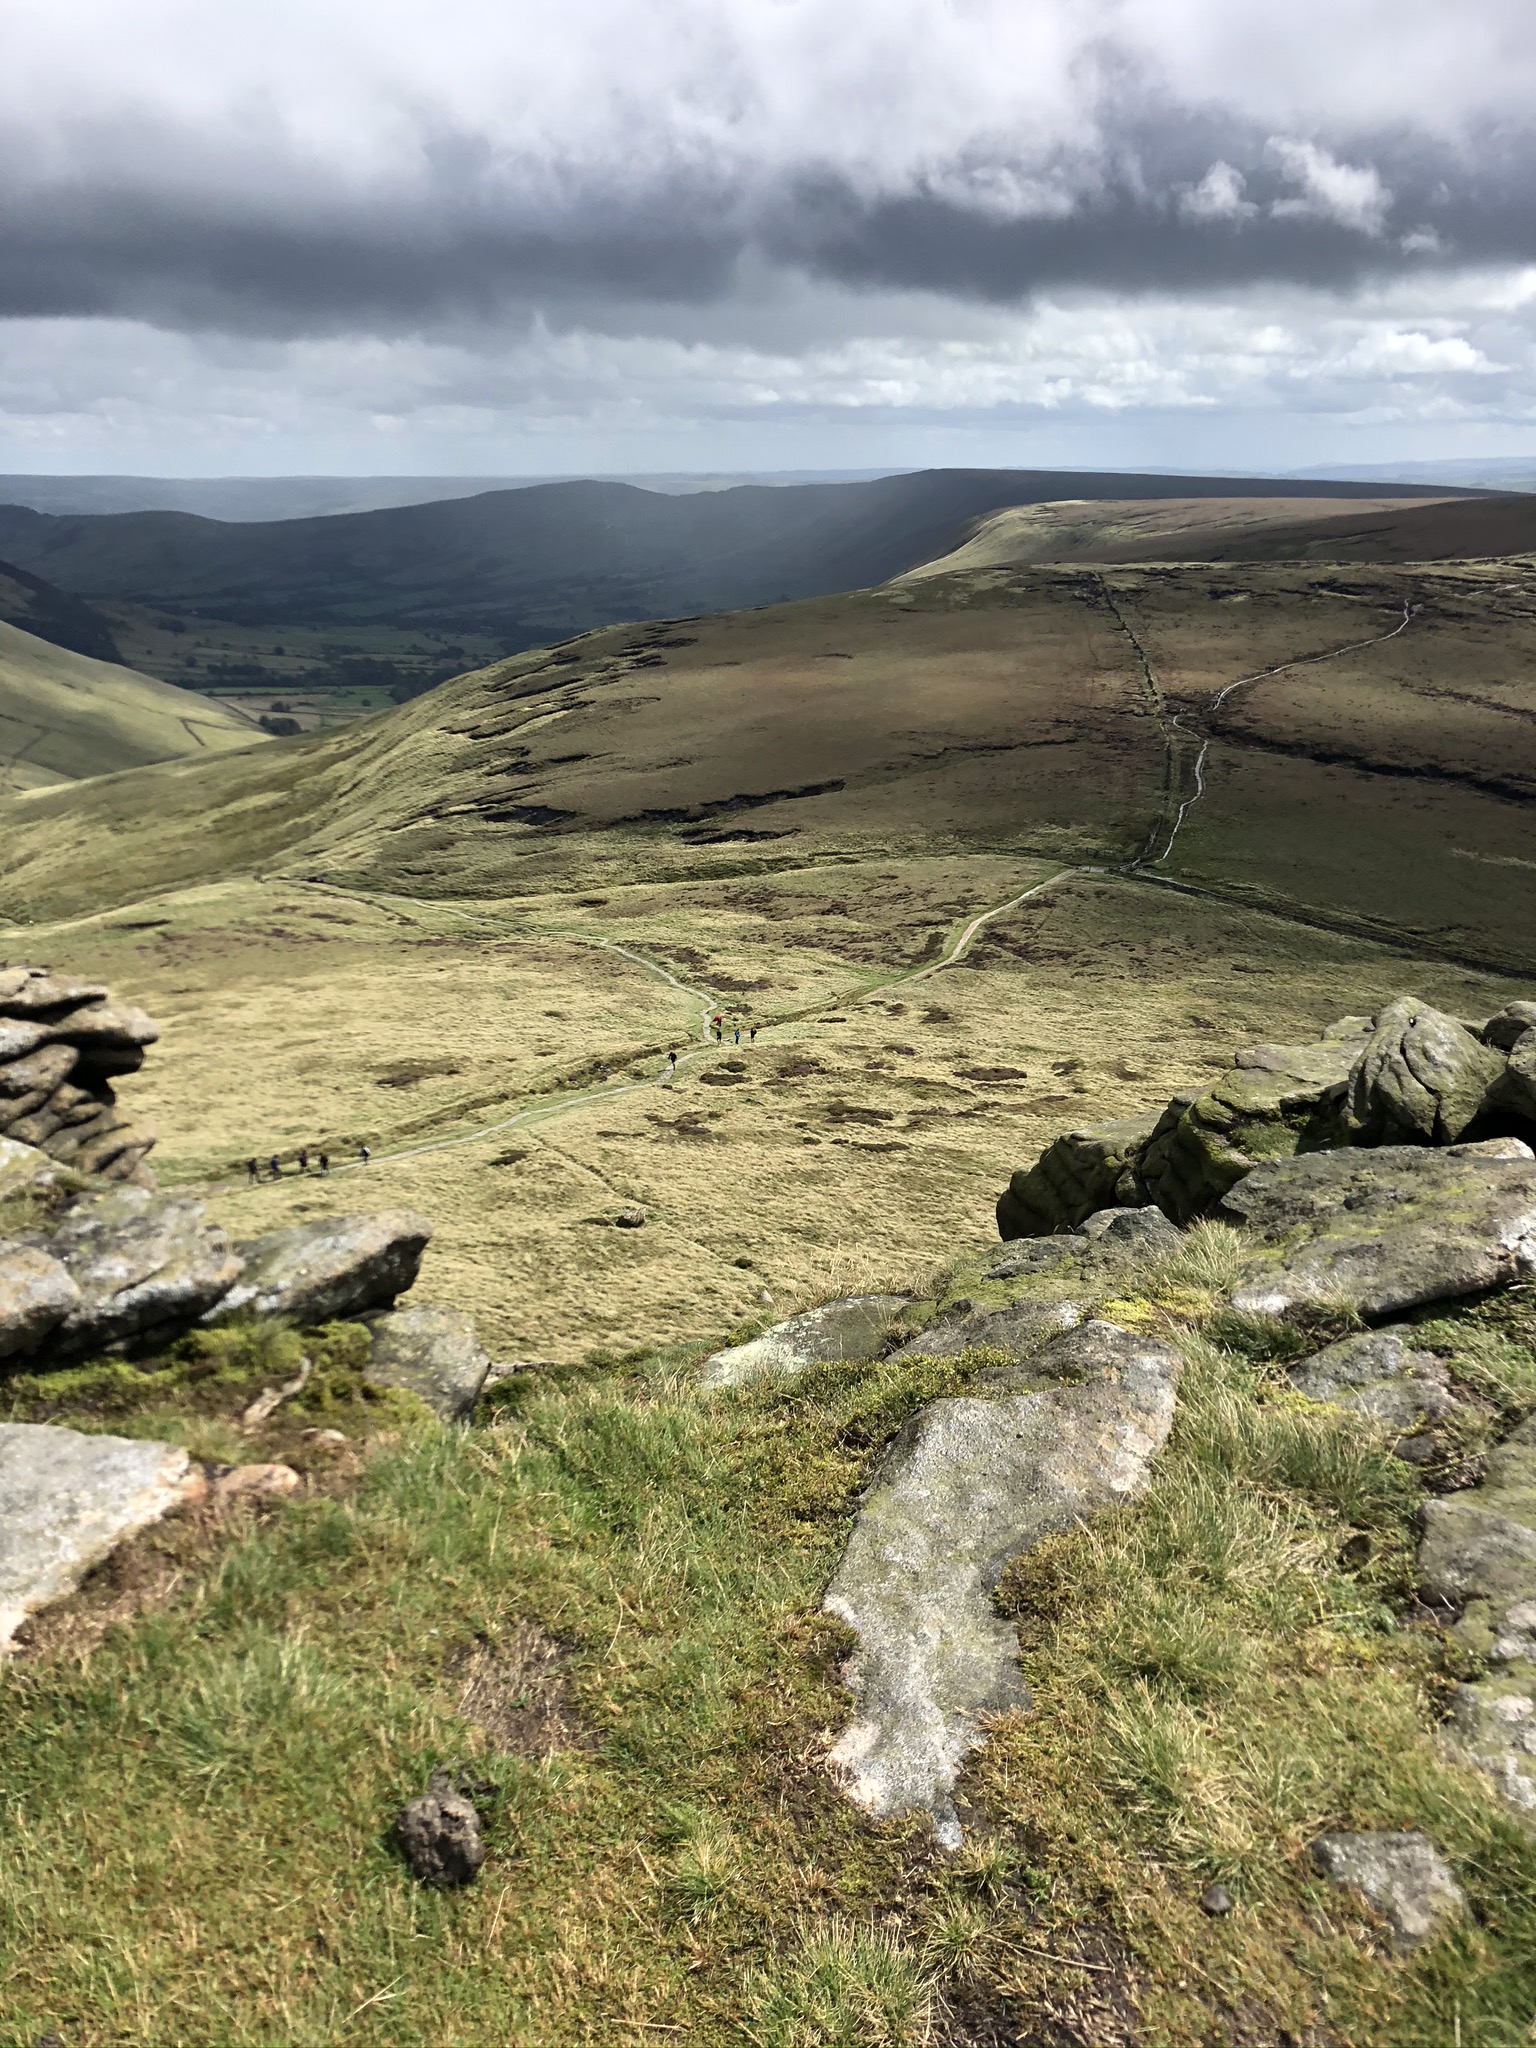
[4,0,1536,478]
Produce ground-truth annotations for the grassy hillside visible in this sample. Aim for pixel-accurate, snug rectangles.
[4,552,1536,1357]
[911,493,1536,575]
[0,468,1480,647]
[0,615,264,792]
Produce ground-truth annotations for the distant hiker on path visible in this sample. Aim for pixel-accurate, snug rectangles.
[246,1157,259,1184]
[318,1152,330,1175]
[667,1051,678,1077]
[749,1026,757,1044]
[269,1154,282,1178]
[297,1147,310,1173]
[359,1143,372,1165]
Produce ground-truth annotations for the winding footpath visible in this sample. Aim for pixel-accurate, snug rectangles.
[217,594,1419,1187]
[1141,598,1417,867]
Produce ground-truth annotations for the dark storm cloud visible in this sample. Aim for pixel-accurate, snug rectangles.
[1,68,1534,337]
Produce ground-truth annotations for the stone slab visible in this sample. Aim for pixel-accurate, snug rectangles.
[823,1320,1180,1846]
[365,1304,491,1420]
[1219,1140,1536,1318]
[0,1423,191,1647]
[699,1294,907,1389]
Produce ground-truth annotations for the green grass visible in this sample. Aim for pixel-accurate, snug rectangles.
[3,1268,1534,2045]
[0,614,259,791]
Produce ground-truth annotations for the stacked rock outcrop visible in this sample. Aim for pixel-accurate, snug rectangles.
[0,966,159,1185]
[998,995,1536,1239]
[0,1166,435,1368]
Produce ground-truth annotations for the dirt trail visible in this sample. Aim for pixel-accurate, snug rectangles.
[1138,597,1417,867]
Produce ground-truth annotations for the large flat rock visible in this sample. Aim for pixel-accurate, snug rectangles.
[1218,1140,1536,1318]
[0,1240,81,1361]
[47,1187,244,1357]
[364,1304,490,1420]
[0,1423,191,1647]
[823,1320,1180,1847]
[213,1209,432,1324]
[699,1294,907,1390]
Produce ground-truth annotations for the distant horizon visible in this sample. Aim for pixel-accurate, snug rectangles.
[6,455,1536,484]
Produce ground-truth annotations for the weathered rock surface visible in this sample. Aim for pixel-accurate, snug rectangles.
[1079,1204,1185,1255]
[987,1206,1180,1281]
[1345,998,1504,1146]
[1219,1140,1536,1318]
[0,969,158,1181]
[0,1135,54,1201]
[397,1771,486,1886]
[213,1210,432,1324]
[365,1304,491,1420]
[823,1320,1181,1846]
[892,1294,1084,1362]
[996,1112,1160,1238]
[45,1188,244,1357]
[1139,1062,1348,1226]
[1448,1675,1536,1814]
[1483,1003,1536,1053]
[1492,1027,1536,1126]
[1311,1832,1466,1951]
[1233,1039,1360,1085]
[0,1240,81,1360]
[986,1236,1090,1281]
[1288,1328,1467,1452]
[700,1294,907,1389]
[1420,1415,1536,1661]
[0,1422,192,1647]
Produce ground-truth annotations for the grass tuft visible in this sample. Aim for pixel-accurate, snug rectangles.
[745,1921,929,2048]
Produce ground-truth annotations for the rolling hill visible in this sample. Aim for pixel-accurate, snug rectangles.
[0,554,125,663]
[0,614,264,792]
[0,466,1486,650]
[907,492,1536,575]
[5,541,1536,972]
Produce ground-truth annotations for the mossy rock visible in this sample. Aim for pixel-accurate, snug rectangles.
[996,1112,1160,1239]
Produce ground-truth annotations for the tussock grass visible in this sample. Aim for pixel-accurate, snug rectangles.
[744,1921,929,2048]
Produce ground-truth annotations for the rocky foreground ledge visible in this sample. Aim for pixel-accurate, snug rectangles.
[692,991,1536,1872]
[0,1128,491,1650]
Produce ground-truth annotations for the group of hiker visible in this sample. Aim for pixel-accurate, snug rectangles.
[710,1015,757,1045]
[245,1142,371,1184]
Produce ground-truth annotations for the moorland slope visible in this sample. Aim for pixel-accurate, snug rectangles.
[0,554,124,663]
[5,544,1536,1359]
[912,492,1536,575]
[0,615,263,794]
